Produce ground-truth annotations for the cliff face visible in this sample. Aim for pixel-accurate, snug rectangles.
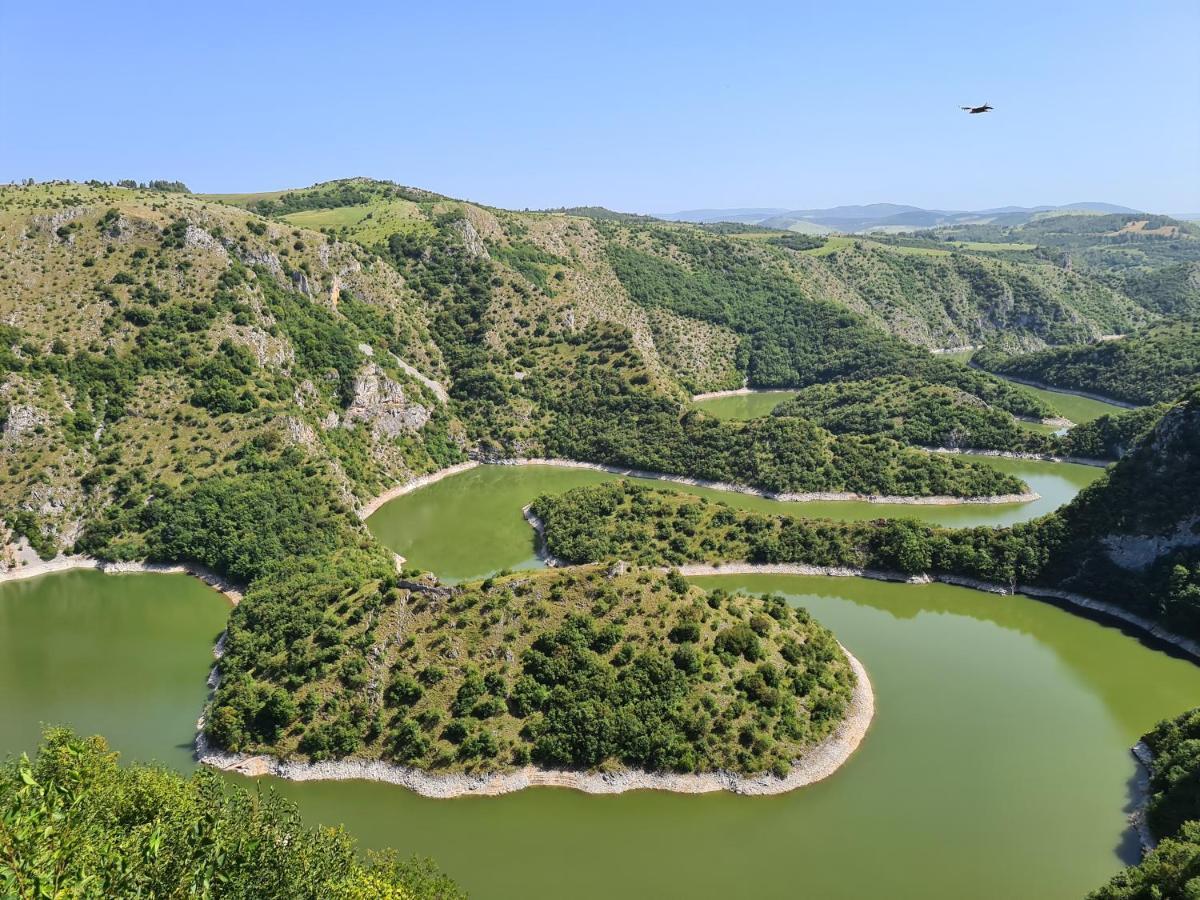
[1046,387,1200,634]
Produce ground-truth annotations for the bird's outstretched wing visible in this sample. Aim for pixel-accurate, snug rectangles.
[961,106,972,110]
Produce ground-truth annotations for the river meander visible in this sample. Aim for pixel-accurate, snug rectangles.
[691,380,1133,425]
[366,459,1104,583]
[1,453,1193,899]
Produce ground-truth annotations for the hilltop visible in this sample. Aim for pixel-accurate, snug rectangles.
[215,179,1166,351]
[659,202,1143,232]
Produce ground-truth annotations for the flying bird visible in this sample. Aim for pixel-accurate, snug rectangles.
[961,103,994,114]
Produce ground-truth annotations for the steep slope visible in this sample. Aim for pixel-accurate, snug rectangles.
[1,180,1038,571]
[799,240,1148,348]
[0,182,458,558]
[1045,385,1200,635]
[975,319,1200,405]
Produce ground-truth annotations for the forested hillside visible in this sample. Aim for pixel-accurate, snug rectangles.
[800,239,1148,347]
[4,179,1197,815]
[769,375,1165,460]
[0,183,460,561]
[975,319,1200,405]
[2,180,1051,570]
[921,212,1200,326]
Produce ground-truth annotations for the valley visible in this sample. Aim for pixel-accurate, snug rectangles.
[2,177,1198,899]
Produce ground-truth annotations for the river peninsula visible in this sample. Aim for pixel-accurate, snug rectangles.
[199,564,874,797]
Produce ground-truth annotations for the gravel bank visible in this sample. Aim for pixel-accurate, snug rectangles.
[0,555,243,603]
[357,461,480,520]
[925,446,1110,468]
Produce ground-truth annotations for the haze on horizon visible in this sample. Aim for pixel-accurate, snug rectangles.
[2,0,1197,214]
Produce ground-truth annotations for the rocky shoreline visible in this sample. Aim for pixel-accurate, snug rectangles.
[197,647,874,797]
[0,555,243,603]
[357,460,480,520]
[1129,740,1158,855]
[925,446,1110,468]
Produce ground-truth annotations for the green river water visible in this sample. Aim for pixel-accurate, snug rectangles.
[691,390,799,420]
[3,455,1195,899]
[366,460,1104,583]
[691,379,1132,425]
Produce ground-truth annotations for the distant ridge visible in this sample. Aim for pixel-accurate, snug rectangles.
[657,202,1144,232]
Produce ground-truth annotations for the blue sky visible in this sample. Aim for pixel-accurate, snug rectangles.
[3,0,1197,213]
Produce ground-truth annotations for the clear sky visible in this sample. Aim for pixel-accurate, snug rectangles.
[3,0,1197,213]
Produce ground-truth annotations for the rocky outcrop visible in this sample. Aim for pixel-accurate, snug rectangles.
[1102,515,1200,571]
[451,218,489,258]
[388,351,449,403]
[342,364,430,436]
[184,225,228,258]
[1,402,49,443]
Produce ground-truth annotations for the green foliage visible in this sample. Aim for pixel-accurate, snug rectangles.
[532,481,1056,589]
[1142,708,1200,841]
[385,217,510,431]
[247,567,856,777]
[537,328,1027,498]
[1089,704,1200,899]
[538,385,1200,648]
[137,458,360,585]
[3,510,58,560]
[604,229,1050,417]
[1059,404,1170,460]
[1121,263,1200,317]
[1087,821,1200,899]
[247,179,434,217]
[0,728,462,899]
[773,375,1051,453]
[975,319,1200,405]
[257,269,363,406]
[189,339,259,413]
[768,233,826,251]
[489,239,563,290]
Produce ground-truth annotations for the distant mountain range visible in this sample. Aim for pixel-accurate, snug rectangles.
[658,202,1144,233]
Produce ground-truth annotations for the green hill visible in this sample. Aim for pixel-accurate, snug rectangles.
[212,566,855,778]
[975,319,1200,405]
[1,179,1041,567]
